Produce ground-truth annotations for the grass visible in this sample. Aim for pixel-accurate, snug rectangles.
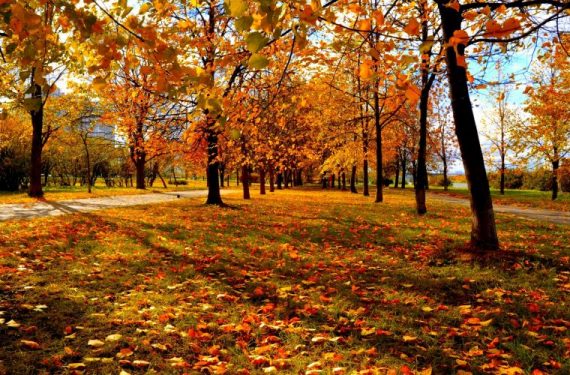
[0,188,568,374]
[427,186,570,212]
[0,179,208,204]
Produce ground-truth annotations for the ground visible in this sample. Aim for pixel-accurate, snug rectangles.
[0,188,568,374]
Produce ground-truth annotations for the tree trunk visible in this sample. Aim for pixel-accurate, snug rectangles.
[220,163,225,188]
[296,169,303,185]
[158,171,167,188]
[500,154,505,195]
[552,159,559,201]
[28,82,44,197]
[415,86,429,215]
[401,154,407,189]
[374,87,383,202]
[135,154,146,190]
[443,157,449,191]
[205,127,223,205]
[284,171,289,189]
[236,168,240,186]
[363,159,369,196]
[277,173,283,189]
[269,168,275,192]
[84,140,92,194]
[394,157,400,188]
[331,173,336,188]
[242,165,250,200]
[259,168,266,195]
[342,172,347,191]
[437,0,498,249]
[350,165,358,193]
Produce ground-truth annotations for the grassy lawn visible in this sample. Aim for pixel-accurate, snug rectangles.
[427,186,570,212]
[0,180,208,205]
[0,189,568,374]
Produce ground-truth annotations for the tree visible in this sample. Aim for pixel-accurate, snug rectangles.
[482,72,521,195]
[519,43,570,200]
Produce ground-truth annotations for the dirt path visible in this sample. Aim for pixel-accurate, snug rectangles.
[0,190,208,221]
[429,194,570,225]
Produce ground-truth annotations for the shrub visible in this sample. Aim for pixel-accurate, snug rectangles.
[523,168,553,191]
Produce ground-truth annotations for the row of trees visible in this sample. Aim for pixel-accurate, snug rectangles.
[1,0,569,250]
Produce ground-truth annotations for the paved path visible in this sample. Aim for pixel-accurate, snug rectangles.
[0,190,208,221]
[429,194,570,225]
[0,190,567,225]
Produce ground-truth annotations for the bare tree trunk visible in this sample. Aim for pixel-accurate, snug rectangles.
[500,154,505,195]
[401,154,407,189]
[269,168,275,192]
[443,157,449,191]
[135,154,146,190]
[83,138,92,194]
[29,81,44,198]
[437,0,498,249]
[374,87,383,202]
[394,156,400,188]
[242,165,250,200]
[205,126,223,205]
[552,159,559,201]
[220,163,225,188]
[259,168,266,195]
[341,171,347,191]
[350,165,358,193]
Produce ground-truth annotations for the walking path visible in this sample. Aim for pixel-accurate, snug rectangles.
[0,190,208,221]
[429,194,570,225]
[0,190,568,225]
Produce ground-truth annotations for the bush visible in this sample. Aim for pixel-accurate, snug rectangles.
[523,168,553,191]
[488,169,524,190]
[436,177,453,188]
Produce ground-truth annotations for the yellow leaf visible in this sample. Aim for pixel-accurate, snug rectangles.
[402,335,417,342]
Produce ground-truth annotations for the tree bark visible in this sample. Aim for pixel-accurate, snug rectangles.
[401,154,407,189]
[259,168,266,195]
[242,165,250,200]
[374,85,383,202]
[277,173,283,189]
[552,159,559,201]
[84,138,92,194]
[500,154,505,195]
[135,154,146,190]
[443,157,449,191]
[220,163,225,188]
[394,156,400,188]
[205,127,223,205]
[331,173,336,188]
[28,81,44,197]
[437,0,498,249]
[341,171,347,191]
[269,168,275,192]
[415,87,429,214]
[350,165,358,193]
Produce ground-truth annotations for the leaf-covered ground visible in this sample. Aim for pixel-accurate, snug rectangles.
[0,188,568,374]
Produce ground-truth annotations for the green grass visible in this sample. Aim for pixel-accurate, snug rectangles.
[428,185,570,211]
[0,188,568,374]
